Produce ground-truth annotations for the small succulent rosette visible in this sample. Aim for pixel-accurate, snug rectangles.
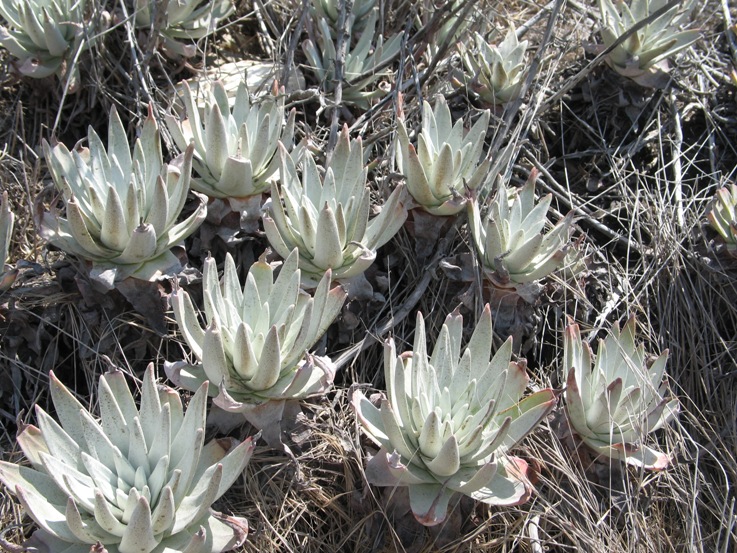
[468,171,572,292]
[309,0,375,34]
[134,0,234,58]
[353,306,556,526]
[167,248,346,436]
[706,183,737,258]
[302,8,402,108]
[417,0,478,64]
[39,105,206,288]
[0,364,254,553]
[563,317,679,470]
[595,0,699,85]
[166,79,296,202]
[263,126,407,287]
[453,27,529,105]
[396,95,491,216]
[0,0,89,84]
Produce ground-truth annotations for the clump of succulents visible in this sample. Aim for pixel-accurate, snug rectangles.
[596,0,699,84]
[563,317,679,470]
[706,183,737,258]
[0,0,88,83]
[166,79,296,200]
[263,126,407,285]
[167,248,346,431]
[353,306,556,526]
[454,27,529,105]
[39,106,206,287]
[396,95,491,216]
[135,0,234,58]
[302,8,403,108]
[0,364,254,553]
[468,171,572,289]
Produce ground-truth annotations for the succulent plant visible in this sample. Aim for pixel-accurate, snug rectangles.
[167,248,346,429]
[706,183,737,258]
[0,0,88,82]
[302,8,403,108]
[310,0,375,34]
[454,27,529,105]
[353,306,557,526]
[468,172,572,288]
[415,0,477,64]
[135,0,234,58]
[166,79,296,200]
[0,364,254,553]
[263,126,407,285]
[396,95,491,216]
[39,105,206,287]
[563,317,679,470]
[597,0,699,83]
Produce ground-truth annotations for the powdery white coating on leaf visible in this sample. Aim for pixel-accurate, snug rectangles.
[353,306,556,526]
[263,126,408,285]
[468,170,572,287]
[0,364,254,553]
[563,317,679,470]
[168,247,346,430]
[396,95,491,216]
[39,106,206,285]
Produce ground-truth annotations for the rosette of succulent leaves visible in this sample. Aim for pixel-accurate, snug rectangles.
[166,79,297,204]
[415,0,479,65]
[310,0,375,35]
[563,318,679,470]
[263,126,407,287]
[396,95,491,216]
[0,364,255,553]
[39,106,206,288]
[468,172,572,293]
[354,306,556,526]
[167,248,346,440]
[453,26,530,105]
[596,0,700,85]
[706,183,737,258]
[0,0,90,85]
[302,8,403,109]
[134,0,234,58]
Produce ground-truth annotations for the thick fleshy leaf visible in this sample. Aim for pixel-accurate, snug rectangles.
[408,484,454,527]
[170,289,205,359]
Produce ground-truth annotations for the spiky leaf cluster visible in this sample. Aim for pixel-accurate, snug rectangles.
[166,80,296,200]
[353,307,556,526]
[396,96,491,216]
[263,126,407,285]
[40,106,206,285]
[707,183,737,257]
[455,28,529,105]
[598,0,699,81]
[302,8,403,108]
[469,174,571,287]
[135,0,234,58]
[564,318,679,470]
[0,0,88,82]
[168,248,346,419]
[0,365,254,553]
